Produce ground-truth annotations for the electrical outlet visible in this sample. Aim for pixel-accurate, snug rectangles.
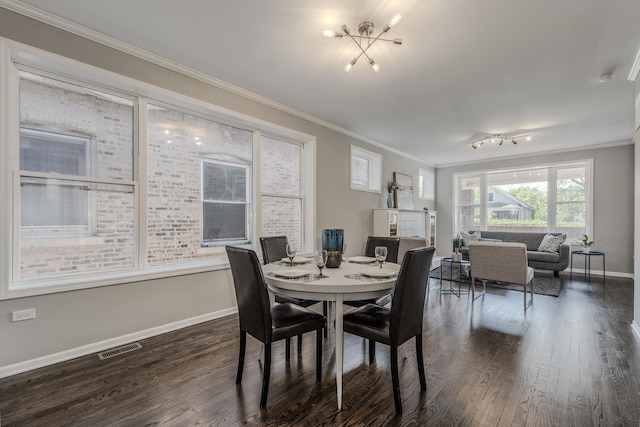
[12,308,36,322]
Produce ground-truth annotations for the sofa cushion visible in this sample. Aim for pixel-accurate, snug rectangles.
[479,237,502,242]
[537,233,567,253]
[460,231,481,247]
[527,250,561,262]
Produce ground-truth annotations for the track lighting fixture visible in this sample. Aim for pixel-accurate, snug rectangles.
[323,14,402,72]
[471,134,531,150]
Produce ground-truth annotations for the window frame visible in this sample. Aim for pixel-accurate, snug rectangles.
[453,160,593,241]
[418,168,435,200]
[0,38,316,300]
[258,134,305,249]
[350,145,382,193]
[200,157,251,246]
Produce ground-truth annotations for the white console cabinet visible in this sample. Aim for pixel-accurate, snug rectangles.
[373,209,436,247]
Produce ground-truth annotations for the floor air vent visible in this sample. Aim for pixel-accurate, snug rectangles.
[98,342,142,360]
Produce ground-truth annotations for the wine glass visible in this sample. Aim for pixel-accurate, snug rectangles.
[374,246,387,269]
[286,244,297,266]
[314,249,328,277]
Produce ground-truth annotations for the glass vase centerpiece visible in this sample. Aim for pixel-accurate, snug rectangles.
[322,229,345,268]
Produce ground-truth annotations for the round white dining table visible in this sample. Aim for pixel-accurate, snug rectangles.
[262,259,401,410]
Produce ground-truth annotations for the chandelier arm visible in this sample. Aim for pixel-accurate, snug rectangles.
[347,36,400,44]
[345,32,375,62]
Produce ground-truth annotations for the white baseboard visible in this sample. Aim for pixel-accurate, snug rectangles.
[0,307,237,379]
[564,268,633,279]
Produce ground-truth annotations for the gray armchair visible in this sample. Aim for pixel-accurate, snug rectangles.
[468,241,534,311]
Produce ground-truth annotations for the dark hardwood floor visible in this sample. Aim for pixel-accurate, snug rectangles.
[2,275,639,426]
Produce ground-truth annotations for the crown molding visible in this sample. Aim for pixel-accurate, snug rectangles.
[0,1,426,165]
[629,45,640,81]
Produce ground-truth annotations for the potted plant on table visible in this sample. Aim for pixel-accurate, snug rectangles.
[580,234,601,253]
[452,233,463,262]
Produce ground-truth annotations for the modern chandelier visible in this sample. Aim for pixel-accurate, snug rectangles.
[323,14,402,72]
[471,134,532,149]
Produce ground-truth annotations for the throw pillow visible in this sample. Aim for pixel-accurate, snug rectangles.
[538,233,566,253]
[460,231,481,247]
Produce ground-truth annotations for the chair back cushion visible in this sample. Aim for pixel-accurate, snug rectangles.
[468,241,529,285]
[398,237,429,263]
[259,235,289,265]
[364,236,400,264]
[226,246,272,342]
[390,247,435,345]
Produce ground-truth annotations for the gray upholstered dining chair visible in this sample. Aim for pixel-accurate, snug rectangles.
[343,246,435,414]
[225,246,326,409]
[467,241,534,310]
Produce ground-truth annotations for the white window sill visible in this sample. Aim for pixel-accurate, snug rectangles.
[20,236,105,248]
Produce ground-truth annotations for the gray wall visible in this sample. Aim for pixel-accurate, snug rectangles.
[435,144,635,275]
[0,8,434,368]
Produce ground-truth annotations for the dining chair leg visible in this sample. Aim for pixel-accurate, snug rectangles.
[260,343,272,408]
[297,334,303,355]
[368,339,376,363]
[316,329,322,381]
[285,337,291,361]
[390,345,402,414]
[236,330,246,383]
[415,334,427,391]
[236,331,247,384]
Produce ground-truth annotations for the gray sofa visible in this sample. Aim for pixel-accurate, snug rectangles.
[458,230,570,277]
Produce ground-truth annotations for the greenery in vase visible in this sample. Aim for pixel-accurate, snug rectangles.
[580,234,601,248]
[386,180,398,194]
[453,233,462,253]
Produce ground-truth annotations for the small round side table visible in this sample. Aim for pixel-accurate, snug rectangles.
[570,250,605,285]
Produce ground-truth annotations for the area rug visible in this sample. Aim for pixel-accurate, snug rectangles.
[429,265,562,297]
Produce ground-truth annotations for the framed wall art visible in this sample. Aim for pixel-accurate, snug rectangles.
[393,172,414,209]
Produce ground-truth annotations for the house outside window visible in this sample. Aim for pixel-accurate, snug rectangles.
[16,69,136,282]
[20,128,93,235]
[260,135,303,248]
[201,160,250,245]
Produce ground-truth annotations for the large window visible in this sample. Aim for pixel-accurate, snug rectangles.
[1,41,315,298]
[16,69,136,282]
[455,161,592,240]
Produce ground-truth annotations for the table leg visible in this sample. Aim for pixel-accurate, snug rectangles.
[326,302,332,337]
[335,294,344,410]
[570,253,573,280]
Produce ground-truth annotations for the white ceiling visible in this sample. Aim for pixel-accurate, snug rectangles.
[5,0,640,166]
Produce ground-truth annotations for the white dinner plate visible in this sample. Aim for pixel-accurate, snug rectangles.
[274,269,310,279]
[347,256,377,264]
[360,268,397,278]
[281,257,311,264]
